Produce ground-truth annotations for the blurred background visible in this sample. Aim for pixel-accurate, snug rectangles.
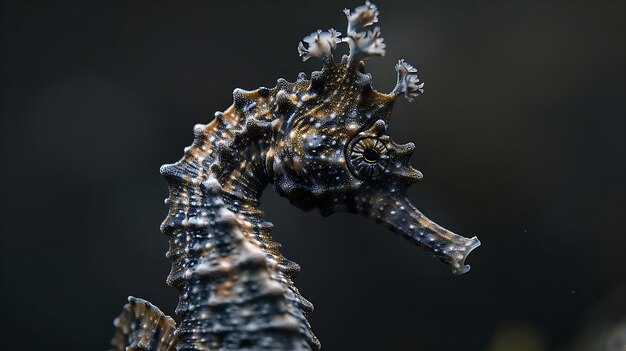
[1,1,624,350]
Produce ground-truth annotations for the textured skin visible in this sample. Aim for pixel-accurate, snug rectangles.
[111,2,480,350]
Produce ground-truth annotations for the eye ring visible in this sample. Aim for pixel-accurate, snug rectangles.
[347,137,389,179]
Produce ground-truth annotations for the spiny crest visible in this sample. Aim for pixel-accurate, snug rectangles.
[296,1,424,116]
[299,1,385,63]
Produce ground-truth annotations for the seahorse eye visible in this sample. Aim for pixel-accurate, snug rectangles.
[347,137,389,179]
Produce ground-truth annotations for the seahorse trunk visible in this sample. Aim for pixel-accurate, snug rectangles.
[158,82,319,350]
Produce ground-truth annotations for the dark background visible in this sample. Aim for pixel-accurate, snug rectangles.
[1,1,624,350]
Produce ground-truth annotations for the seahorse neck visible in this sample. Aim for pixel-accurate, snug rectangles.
[160,108,318,349]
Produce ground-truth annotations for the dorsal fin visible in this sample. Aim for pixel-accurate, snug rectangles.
[110,297,178,351]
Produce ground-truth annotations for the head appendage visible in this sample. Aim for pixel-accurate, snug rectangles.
[297,1,423,103]
[298,1,384,63]
[393,59,425,102]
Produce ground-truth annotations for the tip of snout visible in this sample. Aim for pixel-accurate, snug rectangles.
[450,236,481,275]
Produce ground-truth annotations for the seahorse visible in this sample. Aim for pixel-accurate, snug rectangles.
[110,2,480,350]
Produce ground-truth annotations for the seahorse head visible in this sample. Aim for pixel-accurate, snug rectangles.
[267,2,480,274]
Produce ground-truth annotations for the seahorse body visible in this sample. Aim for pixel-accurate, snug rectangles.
[111,2,480,350]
